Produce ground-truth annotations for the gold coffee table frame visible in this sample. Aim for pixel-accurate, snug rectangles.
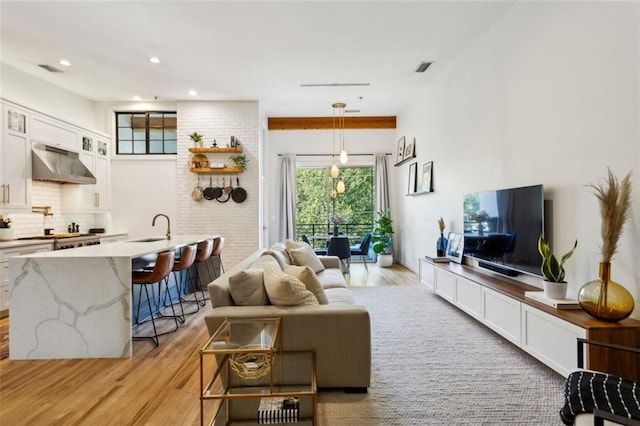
[200,317,317,425]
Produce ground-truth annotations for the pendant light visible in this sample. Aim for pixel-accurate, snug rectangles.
[333,102,348,164]
[336,178,346,193]
[330,103,342,178]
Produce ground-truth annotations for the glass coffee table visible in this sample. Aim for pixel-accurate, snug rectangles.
[200,317,317,425]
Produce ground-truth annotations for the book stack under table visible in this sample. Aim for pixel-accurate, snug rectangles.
[200,317,317,425]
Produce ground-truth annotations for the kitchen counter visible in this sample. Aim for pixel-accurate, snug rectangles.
[0,232,128,249]
[9,234,218,360]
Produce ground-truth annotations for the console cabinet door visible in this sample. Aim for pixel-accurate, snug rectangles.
[482,287,521,345]
[435,268,456,303]
[521,304,585,376]
[455,276,482,319]
[419,258,435,291]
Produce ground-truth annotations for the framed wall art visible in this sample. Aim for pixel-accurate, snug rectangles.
[407,162,417,194]
[420,161,433,193]
[403,137,415,160]
[395,136,406,165]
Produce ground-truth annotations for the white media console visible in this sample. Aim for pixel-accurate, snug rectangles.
[419,257,640,379]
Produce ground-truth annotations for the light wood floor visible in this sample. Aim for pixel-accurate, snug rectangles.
[0,262,417,426]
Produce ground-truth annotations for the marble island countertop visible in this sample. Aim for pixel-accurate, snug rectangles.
[0,232,129,250]
[16,234,216,258]
[9,233,219,360]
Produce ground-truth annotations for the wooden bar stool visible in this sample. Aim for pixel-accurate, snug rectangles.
[132,249,177,346]
[210,236,225,279]
[167,244,199,321]
[194,238,214,305]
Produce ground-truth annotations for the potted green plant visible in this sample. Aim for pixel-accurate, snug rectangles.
[537,236,577,299]
[228,154,248,171]
[189,132,204,147]
[371,208,394,267]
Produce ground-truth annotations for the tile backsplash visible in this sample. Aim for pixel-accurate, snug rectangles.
[3,181,96,238]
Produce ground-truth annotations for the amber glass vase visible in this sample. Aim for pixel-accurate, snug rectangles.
[577,262,634,322]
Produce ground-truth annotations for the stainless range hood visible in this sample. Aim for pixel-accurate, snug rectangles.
[32,143,96,185]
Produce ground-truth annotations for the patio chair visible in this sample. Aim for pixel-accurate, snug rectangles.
[350,233,372,272]
[302,234,327,255]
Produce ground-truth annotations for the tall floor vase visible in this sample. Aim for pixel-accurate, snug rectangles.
[577,262,634,322]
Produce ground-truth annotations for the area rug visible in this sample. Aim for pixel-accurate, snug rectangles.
[317,285,566,425]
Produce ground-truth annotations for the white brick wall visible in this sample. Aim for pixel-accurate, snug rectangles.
[177,101,260,268]
[6,181,96,237]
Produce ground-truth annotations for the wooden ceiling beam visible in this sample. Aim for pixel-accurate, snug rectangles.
[268,116,396,130]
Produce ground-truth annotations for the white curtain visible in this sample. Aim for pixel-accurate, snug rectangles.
[279,154,297,241]
[374,153,389,214]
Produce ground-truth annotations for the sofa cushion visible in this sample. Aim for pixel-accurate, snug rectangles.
[284,265,329,305]
[324,287,356,305]
[263,265,319,306]
[264,243,292,269]
[285,239,325,274]
[228,268,269,306]
[250,254,282,271]
[316,268,348,289]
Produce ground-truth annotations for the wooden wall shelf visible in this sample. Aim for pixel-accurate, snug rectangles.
[188,147,243,153]
[189,167,244,174]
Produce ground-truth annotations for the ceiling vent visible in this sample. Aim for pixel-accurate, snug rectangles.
[38,64,63,73]
[345,109,360,114]
[415,62,432,73]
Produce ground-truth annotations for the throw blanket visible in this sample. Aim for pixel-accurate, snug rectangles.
[560,370,640,425]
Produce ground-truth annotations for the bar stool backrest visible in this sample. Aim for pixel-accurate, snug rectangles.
[212,237,225,257]
[134,249,175,284]
[196,239,214,262]
[174,244,197,272]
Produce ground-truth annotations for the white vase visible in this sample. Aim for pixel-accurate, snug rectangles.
[0,228,14,241]
[377,254,393,268]
[543,281,568,300]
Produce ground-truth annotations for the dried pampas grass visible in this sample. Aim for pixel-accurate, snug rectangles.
[438,217,445,234]
[588,168,633,263]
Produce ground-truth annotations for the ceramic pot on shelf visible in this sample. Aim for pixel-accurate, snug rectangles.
[543,281,568,300]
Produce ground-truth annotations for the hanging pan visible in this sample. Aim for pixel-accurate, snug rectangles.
[216,177,231,203]
[232,177,247,203]
[191,176,203,201]
[210,176,223,199]
[203,177,217,200]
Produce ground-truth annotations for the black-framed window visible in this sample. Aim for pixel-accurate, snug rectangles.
[116,111,177,154]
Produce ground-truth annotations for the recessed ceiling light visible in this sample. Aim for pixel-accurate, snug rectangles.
[133,96,142,101]
[188,90,198,96]
[149,57,161,64]
[59,59,71,67]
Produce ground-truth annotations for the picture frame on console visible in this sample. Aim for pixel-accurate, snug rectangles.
[407,162,417,194]
[445,232,464,263]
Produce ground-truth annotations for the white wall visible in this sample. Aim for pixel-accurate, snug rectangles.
[1,63,98,131]
[394,2,640,318]
[266,128,396,246]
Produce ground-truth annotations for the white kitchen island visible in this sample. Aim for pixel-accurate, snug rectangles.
[9,235,218,360]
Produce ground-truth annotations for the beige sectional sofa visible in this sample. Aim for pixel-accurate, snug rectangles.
[204,242,371,391]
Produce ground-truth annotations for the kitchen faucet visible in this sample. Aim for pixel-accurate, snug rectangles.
[152,214,171,240]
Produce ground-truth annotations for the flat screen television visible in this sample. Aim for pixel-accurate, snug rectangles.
[463,184,544,277]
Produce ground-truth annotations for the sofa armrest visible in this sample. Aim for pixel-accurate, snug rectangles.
[318,255,340,269]
[204,305,371,389]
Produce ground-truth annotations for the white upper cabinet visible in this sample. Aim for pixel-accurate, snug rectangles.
[1,104,31,210]
[62,132,111,212]
[30,113,79,151]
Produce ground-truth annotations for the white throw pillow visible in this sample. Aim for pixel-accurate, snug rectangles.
[228,268,269,306]
[284,265,329,305]
[263,265,319,306]
[284,239,325,274]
